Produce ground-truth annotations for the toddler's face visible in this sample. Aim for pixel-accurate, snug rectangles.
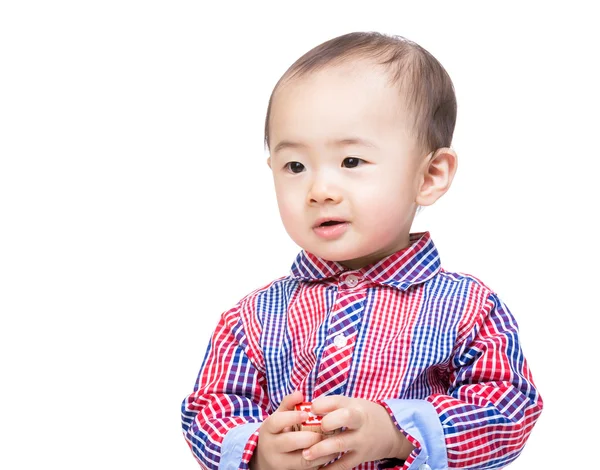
[268,62,424,269]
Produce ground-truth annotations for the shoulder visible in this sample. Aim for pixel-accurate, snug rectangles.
[221,274,301,365]
[436,268,496,298]
[433,268,515,335]
[237,274,299,305]
[225,274,301,320]
[430,269,501,326]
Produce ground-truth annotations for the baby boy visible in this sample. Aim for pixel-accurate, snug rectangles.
[181,31,543,470]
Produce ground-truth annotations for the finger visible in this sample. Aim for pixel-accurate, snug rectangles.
[310,394,349,415]
[300,451,340,469]
[277,430,325,453]
[265,409,309,434]
[302,431,356,461]
[320,407,362,433]
[284,449,337,470]
[315,451,360,470]
[277,390,305,412]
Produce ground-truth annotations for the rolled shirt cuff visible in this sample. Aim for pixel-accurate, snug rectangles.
[220,422,262,470]
[382,398,448,470]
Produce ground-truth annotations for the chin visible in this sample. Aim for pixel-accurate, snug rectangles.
[310,246,367,264]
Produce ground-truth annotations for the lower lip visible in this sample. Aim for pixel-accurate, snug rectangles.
[313,222,349,239]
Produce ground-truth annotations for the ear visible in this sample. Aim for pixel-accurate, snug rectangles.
[266,156,272,169]
[415,147,458,207]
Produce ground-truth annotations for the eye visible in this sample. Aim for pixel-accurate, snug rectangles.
[284,161,305,174]
[342,157,364,168]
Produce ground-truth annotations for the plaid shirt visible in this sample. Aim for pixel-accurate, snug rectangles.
[181,232,543,470]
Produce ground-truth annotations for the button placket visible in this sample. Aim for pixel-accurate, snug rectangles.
[333,334,347,349]
[313,286,366,397]
[345,274,359,287]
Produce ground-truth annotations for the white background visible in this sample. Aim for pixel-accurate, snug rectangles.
[1,1,598,468]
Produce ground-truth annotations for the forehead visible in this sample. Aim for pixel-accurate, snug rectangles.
[269,62,412,149]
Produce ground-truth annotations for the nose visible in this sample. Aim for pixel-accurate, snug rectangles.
[307,171,342,205]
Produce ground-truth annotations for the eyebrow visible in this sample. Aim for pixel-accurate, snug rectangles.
[272,137,378,154]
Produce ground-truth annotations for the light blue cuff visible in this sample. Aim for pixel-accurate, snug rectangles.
[220,422,262,470]
[383,399,448,470]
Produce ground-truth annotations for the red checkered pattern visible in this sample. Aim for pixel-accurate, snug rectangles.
[181,232,543,469]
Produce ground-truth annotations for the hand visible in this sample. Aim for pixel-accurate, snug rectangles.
[250,390,339,470]
[301,395,415,469]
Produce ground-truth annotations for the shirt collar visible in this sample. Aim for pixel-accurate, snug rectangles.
[289,232,441,291]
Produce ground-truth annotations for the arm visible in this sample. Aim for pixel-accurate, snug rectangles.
[383,292,543,469]
[181,301,269,470]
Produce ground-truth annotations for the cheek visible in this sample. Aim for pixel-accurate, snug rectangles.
[354,179,414,222]
[274,185,303,225]
[353,181,397,211]
[275,192,308,245]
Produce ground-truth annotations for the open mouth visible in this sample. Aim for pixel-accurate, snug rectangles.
[313,219,349,239]
[320,220,344,227]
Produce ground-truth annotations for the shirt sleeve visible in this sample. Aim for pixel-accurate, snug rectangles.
[380,292,543,470]
[181,301,269,470]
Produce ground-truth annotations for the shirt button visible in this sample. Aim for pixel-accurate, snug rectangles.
[419,465,432,470]
[345,274,359,287]
[333,334,347,348]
